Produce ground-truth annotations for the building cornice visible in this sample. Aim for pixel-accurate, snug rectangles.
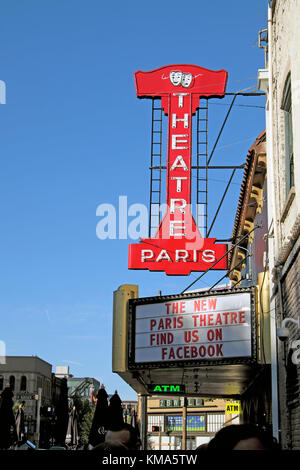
[229,131,266,283]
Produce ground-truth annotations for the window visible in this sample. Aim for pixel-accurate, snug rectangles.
[20,376,27,391]
[187,415,205,431]
[37,376,42,389]
[0,375,3,390]
[195,398,204,407]
[9,375,15,391]
[44,379,51,398]
[167,415,206,432]
[207,413,225,433]
[167,415,182,431]
[148,415,164,433]
[282,73,294,197]
[187,437,196,450]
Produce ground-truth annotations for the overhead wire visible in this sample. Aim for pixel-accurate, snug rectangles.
[180,225,260,294]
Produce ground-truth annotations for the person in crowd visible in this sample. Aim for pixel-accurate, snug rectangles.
[195,442,208,453]
[206,424,280,450]
[92,440,128,453]
[104,423,141,450]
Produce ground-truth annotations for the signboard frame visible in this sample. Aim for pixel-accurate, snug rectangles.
[128,287,257,370]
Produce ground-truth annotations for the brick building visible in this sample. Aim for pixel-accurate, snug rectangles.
[256,0,300,449]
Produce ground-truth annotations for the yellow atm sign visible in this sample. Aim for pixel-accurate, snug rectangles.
[225,402,241,414]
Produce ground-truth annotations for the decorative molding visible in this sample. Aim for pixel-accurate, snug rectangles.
[272,213,300,281]
[281,186,296,223]
[229,132,266,278]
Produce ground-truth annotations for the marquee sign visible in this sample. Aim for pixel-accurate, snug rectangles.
[128,64,229,275]
[128,288,256,368]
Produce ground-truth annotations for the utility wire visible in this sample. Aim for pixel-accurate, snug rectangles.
[207,253,251,293]
[210,103,265,109]
[181,225,260,294]
[207,95,237,165]
[207,168,236,237]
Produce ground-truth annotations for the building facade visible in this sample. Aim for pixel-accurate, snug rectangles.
[122,400,138,424]
[0,356,53,442]
[68,377,100,405]
[228,131,273,429]
[256,0,300,449]
[145,397,232,450]
[53,365,100,406]
[0,357,102,446]
[0,356,52,414]
[268,0,300,450]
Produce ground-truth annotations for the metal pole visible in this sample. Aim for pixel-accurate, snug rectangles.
[35,387,42,447]
[159,424,161,450]
[140,395,148,450]
[182,397,187,450]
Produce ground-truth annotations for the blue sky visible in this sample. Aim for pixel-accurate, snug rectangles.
[0,1,267,400]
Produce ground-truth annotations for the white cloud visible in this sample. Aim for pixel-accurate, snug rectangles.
[60,359,83,366]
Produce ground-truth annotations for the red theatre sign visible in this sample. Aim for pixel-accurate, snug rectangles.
[128,64,228,275]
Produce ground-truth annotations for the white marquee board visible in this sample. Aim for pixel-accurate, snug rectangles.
[129,290,255,367]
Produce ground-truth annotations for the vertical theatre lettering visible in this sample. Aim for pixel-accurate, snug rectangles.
[128,64,229,275]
